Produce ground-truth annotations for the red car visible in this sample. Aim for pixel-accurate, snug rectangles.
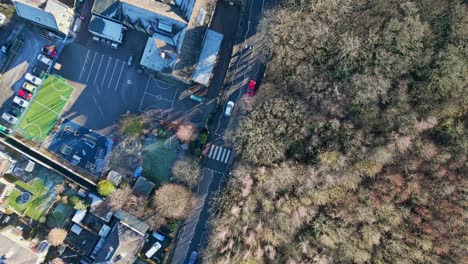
[18,89,32,100]
[247,80,256,96]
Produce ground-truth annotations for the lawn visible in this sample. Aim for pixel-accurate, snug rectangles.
[142,136,179,186]
[6,178,55,221]
[18,75,74,141]
[47,202,74,229]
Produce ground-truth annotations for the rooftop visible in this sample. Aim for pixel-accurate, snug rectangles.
[89,15,124,43]
[121,0,186,24]
[13,1,59,31]
[114,210,150,235]
[91,0,120,19]
[192,29,223,86]
[132,177,156,198]
[93,221,145,264]
[65,224,100,256]
[44,0,74,35]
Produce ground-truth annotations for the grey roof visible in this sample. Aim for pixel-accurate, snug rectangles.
[44,0,74,35]
[89,15,124,43]
[140,36,177,72]
[92,0,120,18]
[93,221,145,264]
[114,210,150,235]
[14,1,59,31]
[121,0,187,24]
[132,177,155,198]
[192,29,223,86]
[0,233,39,264]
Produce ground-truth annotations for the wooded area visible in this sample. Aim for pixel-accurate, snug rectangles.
[205,0,467,263]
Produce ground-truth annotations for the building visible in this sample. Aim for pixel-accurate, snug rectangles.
[0,226,41,264]
[90,0,223,86]
[93,221,145,264]
[13,0,75,35]
[132,176,155,198]
[0,151,17,175]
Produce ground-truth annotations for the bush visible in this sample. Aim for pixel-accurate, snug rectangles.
[172,158,201,188]
[48,228,67,246]
[120,115,143,138]
[198,133,208,145]
[97,180,115,196]
[69,196,88,210]
[157,128,168,138]
[153,184,194,219]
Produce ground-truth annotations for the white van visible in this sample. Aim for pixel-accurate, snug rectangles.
[145,242,161,258]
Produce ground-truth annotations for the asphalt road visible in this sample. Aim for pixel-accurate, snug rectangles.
[170,0,272,263]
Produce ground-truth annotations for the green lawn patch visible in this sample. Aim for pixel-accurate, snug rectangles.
[142,136,179,186]
[18,75,74,141]
[47,202,74,229]
[6,178,55,221]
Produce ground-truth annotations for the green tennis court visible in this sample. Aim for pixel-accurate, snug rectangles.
[18,75,74,141]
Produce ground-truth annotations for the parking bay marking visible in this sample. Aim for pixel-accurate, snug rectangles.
[86,52,98,82]
[114,62,125,92]
[93,54,104,85]
[101,57,112,87]
[78,49,91,80]
[107,59,119,89]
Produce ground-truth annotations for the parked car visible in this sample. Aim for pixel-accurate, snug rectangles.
[42,45,56,58]
[10,103,24,113]
[37,54,52,66]
[188,251,198,264]
[31,66,45,77]
[13,96,30,108]
[247,80,256,96]
[145,242,162,258]
[224,101,235,117]
[25,73,43,86]
[22,82,37,93]
[0,125,12,135]
[8,107,21,117]
[18,89,32,100]
[2,113,18,125]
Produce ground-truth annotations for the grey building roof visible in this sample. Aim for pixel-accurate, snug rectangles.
[114,210,150,235]
[121,0,187,24]
[140,35,178,72]
[44,0,74,35]
[0,232,39,264]
[93,221,145,264]
[92,0,120,19]
[192,29,223,86]
[132,177,156,198]
[89,15,124,43]
[14,1,59,31]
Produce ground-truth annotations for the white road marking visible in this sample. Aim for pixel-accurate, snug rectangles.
[138,76,152,112]
[101,57,112,87]
[106,59,119,89]
[93,54,104,84]
[114,62,125,92]
[86,52,97,82]
[79,49,90,80]
[170,88,178,109]
[216,147,223,161]
[208,145,215,158]
[211,146,219,159]
[223,149,231,163]
[220,148,227,162]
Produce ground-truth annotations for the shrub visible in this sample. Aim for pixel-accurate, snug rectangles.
[157,128,168,138]
[172,157,201,188]
[198,133,208,145]
[69,196,88,210]
[120,115,143,138]
[48,228,67,246]
[97,180,115,196]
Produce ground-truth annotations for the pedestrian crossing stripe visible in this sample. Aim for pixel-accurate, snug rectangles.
[207,145,231,163]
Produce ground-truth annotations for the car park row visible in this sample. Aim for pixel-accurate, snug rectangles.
[0,45,56,127]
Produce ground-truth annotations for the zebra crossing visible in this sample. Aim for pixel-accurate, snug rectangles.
[207,145,232,164]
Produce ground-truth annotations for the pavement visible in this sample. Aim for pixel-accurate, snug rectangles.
[169,0,271,263]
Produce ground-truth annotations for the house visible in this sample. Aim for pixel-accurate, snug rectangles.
[90,0,223,86]
[13,0,75,35]
[0,151,17,175]
[0,178,14,207]
[93,221,145,264]
[132,176,155,198]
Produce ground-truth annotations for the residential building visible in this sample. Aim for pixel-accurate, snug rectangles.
[0,151,17,175]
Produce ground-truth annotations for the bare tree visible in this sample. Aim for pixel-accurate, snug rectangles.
[48,228,67,246]
[107,185,133,211]
[176,124,196,143]
[172,157,201,188]
[153,184,194,219]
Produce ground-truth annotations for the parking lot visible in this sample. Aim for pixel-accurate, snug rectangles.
[56,30,188,135]
[0,22,61,127]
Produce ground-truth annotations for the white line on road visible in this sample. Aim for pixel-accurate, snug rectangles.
[86,52,98,82]
[208,145,215,158]
[138,76,152,112]
[79,49,90,80]
[223,149,231,163]
[93,54,104,84]
[211,146,219,159]
[106,59,119,89]
[114,62,125,91]
[216,147,223,161]
[219,148,227,161]
[144,92,174,103]
[101,57,112,87]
